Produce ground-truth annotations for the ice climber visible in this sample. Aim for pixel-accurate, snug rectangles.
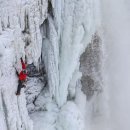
[16,58,27,95]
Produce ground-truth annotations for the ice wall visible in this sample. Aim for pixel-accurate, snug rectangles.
[58,0,94,106]
[0,0,103,130]
[41,0,102,107]
[0,0,48,66]
[0,30,33,130]
[0,0,48,130]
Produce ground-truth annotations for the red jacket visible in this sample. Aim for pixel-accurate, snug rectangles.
[19,71,27,81]
[19,59,27,81]
[21,61,26,69]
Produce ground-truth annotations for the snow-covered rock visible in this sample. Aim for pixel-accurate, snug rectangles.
[25,76,46,113]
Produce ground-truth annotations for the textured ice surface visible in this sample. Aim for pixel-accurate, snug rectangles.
[0,0,103,130]
[56,102,85,130]
[0,30,33,130]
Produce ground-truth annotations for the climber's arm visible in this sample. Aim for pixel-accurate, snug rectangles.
[15,69,19,76]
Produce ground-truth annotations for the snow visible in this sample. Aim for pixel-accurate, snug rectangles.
[30,111,57,130]
[0,0,48,66]
[25,77,45,113]
[56,101,85,130]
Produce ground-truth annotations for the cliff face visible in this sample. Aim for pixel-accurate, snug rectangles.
[0,0,103,130]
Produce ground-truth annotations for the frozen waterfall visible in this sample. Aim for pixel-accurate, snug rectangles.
[0,0,130,130]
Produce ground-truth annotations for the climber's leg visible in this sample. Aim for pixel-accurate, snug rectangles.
[16,80,22,95]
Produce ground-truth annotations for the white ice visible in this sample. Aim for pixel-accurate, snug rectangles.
[1,0,130,130]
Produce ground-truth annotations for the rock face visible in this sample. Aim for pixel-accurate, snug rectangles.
[80,33,103,100]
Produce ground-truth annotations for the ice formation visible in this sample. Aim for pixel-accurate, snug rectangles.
[0,0,106,130]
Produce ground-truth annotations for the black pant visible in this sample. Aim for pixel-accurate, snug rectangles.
[16,80,24,94]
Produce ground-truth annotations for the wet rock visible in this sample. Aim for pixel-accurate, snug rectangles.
[80,33,103,100]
